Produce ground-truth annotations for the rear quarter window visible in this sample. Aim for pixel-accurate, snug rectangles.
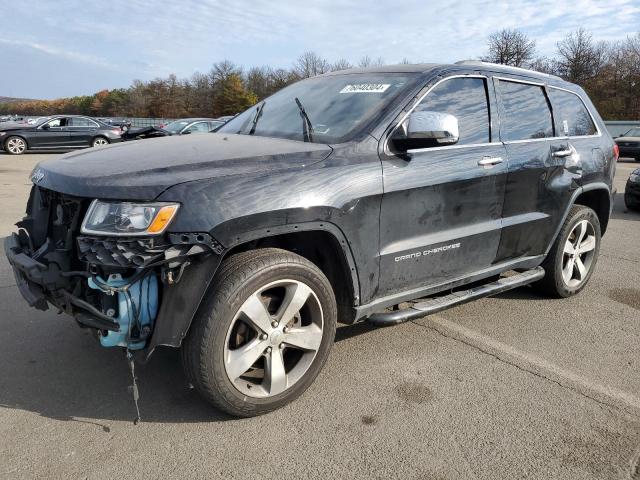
[498,80,553,141]
[548,88,597,137]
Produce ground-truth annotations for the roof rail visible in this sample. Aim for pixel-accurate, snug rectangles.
[454,60,562,80]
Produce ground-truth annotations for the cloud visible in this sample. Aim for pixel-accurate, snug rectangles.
[2,0,640,97]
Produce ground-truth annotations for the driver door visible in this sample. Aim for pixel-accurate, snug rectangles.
[377,75,508,297]
[32,117,71,148]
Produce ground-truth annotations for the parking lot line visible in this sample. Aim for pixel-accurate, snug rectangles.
[414,315,640,418]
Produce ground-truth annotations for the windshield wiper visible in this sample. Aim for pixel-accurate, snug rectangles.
[295,97,313,143]
[249,101,266,135]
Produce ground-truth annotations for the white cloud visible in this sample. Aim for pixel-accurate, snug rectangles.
[3,0,640,96]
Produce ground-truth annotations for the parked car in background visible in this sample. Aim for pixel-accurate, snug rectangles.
[615,128,640,161]
[98,118,132,132]
[215,115,236,123]
[625,168,640,210]
[123,118,223,140]
[0,115,122,155]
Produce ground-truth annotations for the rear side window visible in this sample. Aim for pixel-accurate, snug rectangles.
[69,117,98,127]
[548,88,597,137]
[415,77,490,145]
[498,80,553,141]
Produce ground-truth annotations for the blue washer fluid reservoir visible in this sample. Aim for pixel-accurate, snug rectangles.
[88,273,159,350]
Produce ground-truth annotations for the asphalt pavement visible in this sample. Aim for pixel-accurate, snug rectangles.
[1,152,639,479]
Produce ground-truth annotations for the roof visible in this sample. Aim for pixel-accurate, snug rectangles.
[325,60,566,85]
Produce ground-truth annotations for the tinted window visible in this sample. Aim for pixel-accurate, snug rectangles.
[499,80,553,141]
[415,77,490,145]
[69,117,98,127]
[548,88,596,137]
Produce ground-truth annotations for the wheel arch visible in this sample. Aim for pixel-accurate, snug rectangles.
[544,182,612,256]
[222,223,360,324]
[573,187,611,235]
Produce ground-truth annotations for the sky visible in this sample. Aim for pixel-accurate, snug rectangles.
[2,0,640,100]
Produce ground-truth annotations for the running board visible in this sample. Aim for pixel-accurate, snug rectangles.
[367,267,545,326]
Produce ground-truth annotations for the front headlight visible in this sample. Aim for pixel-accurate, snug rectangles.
[630,174,639,184]
[81,200,180,236]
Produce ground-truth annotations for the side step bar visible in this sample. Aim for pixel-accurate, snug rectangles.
[367,267,545,326]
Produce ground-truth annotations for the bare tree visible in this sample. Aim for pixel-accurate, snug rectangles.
[331,58,352,71]
[556,28,607,83]
[294,51,330,78]
[482,28,536,67]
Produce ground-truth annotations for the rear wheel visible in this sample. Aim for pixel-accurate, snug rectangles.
[535,205,601,298]
[92,136,109,147]
[182,248,337,417]
[4,136,27,155]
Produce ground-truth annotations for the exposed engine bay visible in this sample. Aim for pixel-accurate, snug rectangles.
[4,186,223,352]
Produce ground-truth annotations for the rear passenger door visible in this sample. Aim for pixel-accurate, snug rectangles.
[494,78,570,261]
[68,117,100,146]
[378,75,508,298]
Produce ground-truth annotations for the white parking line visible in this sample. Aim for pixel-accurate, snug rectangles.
[416,316,640,417]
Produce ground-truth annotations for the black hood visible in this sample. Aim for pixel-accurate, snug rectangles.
[0,123,36,132]
[31,133,333,200]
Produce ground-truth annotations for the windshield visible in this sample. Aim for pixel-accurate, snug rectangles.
[162,120,191,133]
[622,128,640,137]
[218,73,417,143]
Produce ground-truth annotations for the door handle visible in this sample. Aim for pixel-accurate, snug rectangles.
[478,156,503,168]
[552,149,572,158]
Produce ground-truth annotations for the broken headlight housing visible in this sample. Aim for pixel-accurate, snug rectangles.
[81,200,180,236]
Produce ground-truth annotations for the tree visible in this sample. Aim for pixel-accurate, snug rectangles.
[294,51,329,78]
[331,59,352,71]
[212,73,257,116]
[556,28,607,84]
[482,28,536,67]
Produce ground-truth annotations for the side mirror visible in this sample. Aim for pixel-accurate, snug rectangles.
[41,123,50,130]
[181,129,192,135]
[392,111,459,152]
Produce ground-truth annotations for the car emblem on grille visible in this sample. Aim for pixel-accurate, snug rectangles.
[31,169,45,184]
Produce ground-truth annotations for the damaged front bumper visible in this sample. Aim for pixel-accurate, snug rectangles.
[4,187,225,358]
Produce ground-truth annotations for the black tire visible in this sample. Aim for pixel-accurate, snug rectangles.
[92,136,109,147]
[181,248,337,417]
[625,193,640,211]
[4,136,27,155]
[534,205,601,298]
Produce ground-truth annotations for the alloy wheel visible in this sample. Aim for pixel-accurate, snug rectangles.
[562,219,596,288]
[223,279,324,398]
[6,137,26,154]
[93,138,108,146]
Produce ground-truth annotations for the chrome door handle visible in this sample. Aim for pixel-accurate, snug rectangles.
[553,148,573,158]
[478,156,503,167]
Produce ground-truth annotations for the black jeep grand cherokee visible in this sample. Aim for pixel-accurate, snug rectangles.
[5,62,616,417]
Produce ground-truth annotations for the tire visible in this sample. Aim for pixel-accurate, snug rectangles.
[4,136,27,155]
[181,248,337,417]
[92,136,109,147]
[534,205,601,298]
[625,193,640,211]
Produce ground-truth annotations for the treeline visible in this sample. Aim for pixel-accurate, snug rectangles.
[2,30,640,120]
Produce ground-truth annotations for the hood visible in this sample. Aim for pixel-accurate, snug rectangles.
[32,133,333,200]
[0,122,36,132]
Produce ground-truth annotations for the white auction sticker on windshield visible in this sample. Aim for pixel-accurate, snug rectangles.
[340,84,391,93]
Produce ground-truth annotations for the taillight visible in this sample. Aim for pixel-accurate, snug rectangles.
[613,143,619,161]
[111,128,120,135]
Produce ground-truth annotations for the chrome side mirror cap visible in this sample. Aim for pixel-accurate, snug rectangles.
[407,111,459,145]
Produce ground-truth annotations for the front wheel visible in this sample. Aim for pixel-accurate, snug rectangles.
[92,137,109,147]
[182,248,337,417]
[4,136,27,155]
[535,205,601,298]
